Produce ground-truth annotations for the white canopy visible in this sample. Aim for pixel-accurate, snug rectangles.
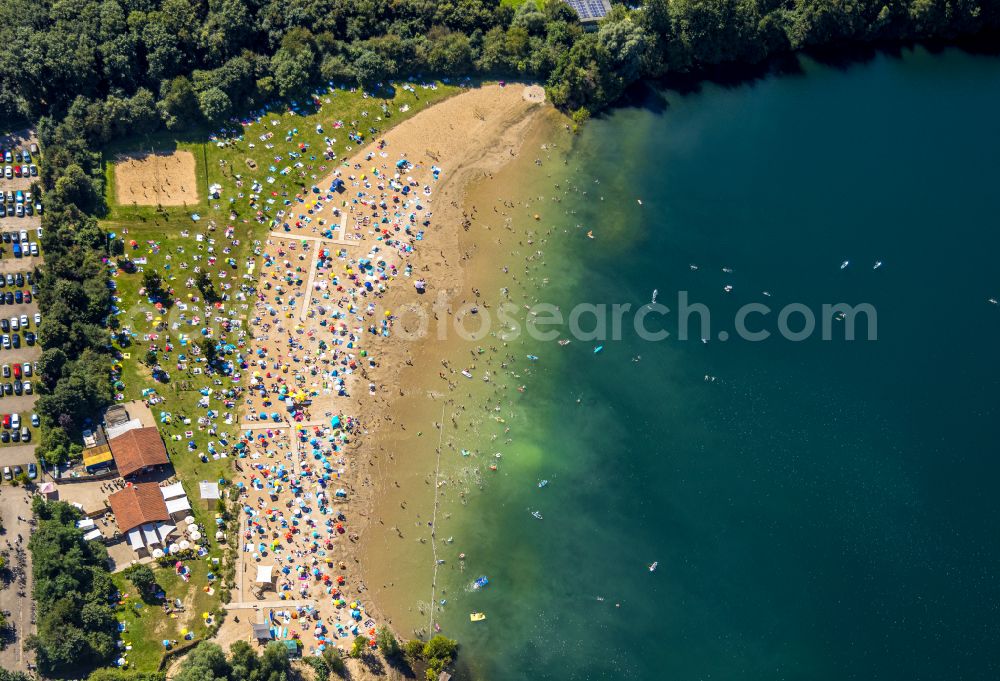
[160,481,186,500]
[128,529,144,550]
[142,523,160,546]
[83,529,103,541]
[199,481,220,500]
[166,496,192,515]
[77,518,96,530]
[256,565,274,583]
[157,523,176,543]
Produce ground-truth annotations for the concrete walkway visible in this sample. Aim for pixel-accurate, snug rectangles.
[224,599,316,610]
[239,420,329,430]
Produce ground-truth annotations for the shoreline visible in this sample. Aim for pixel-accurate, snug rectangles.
[218,83,563,657]
[356,109,577,640]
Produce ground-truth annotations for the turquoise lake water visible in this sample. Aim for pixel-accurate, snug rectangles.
[437,47,1000,680]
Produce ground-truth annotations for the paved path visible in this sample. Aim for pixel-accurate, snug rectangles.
[299,252,321,322]
[0,485,34,672]
[239,420,328,431]
[268,230,356,248]
[224,599,316,610]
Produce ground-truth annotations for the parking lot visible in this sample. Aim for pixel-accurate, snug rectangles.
[0,131,42,455]
[0,129,41,673]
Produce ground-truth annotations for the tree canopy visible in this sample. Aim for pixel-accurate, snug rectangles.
[1,0,997,126]
[27,499,119,676]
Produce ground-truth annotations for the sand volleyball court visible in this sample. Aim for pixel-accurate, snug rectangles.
[114,150,199,205]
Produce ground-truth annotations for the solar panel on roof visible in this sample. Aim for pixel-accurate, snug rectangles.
[566,0,610,20]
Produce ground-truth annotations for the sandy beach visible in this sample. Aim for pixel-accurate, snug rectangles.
[217,83,563,656]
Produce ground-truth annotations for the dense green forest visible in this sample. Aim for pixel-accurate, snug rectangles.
[1,0,997,131]
[26,498,120,675]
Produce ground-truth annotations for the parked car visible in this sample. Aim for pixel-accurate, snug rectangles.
[14,273,23,286]
[24,332,35,346]
[4,293,12,305]
[27,462,36,478]
[21,428,29,442]
[10,317,18,331]
[1,319,8,332]
[34,312,40,324]
[2,383,10,395]
[10,334,18,349]
[0,431,8,443]
[12,364,20,379]
[1,335,8,349]
[12,465,21,477]
[11,429,20,442]
[31,413,39,427]
[23,381,31,394]
[23,363,31,377]
[1,364,8,378]
[11,413,20,429]
[29,242,38,256]
[13,380,21,395]
[2,414,9,428]
[2,467,10,480]
[13,291,22,304]
[19,314,27,328]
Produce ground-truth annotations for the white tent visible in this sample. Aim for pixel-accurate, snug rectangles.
[128,529,145,551]
[83,529,103,541]
[199,481,220,500]
[157,523,176,543]
[142,523,161,546]
[256,565,274,583]
[166,496,192,515]
[160,481,186,500]
[77,518,96,530]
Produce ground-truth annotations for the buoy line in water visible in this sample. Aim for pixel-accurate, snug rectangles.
[428,403,446,633]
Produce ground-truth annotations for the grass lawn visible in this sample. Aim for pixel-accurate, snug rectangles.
[114,560,223,672]
[99,79,461,672]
